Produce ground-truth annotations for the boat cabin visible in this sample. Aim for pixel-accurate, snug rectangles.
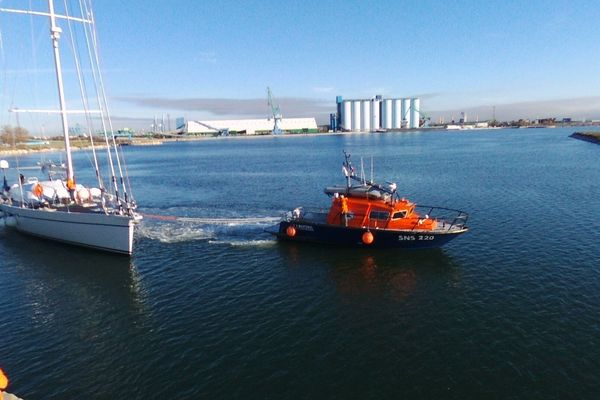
[325,186,437,231]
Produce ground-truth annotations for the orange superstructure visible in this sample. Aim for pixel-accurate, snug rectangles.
[326,193,437,230]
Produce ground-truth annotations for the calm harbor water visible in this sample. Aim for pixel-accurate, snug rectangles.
[1,128,599,399]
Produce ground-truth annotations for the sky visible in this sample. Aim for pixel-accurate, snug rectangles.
[1,0,600,133]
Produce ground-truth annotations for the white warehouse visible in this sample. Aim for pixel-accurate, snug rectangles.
[183,118,318,135]
[335,95,422,131]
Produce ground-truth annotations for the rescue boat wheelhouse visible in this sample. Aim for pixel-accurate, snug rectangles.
[268,152,469,249]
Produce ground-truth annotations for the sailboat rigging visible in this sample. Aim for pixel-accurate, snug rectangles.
[0,0,141,255]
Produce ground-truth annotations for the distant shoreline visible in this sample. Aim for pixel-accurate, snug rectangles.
[0,139,162,157]
[3,128,598,157]
[0,133,347,157]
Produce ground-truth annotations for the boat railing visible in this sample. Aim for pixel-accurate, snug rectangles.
[415,205,469,231]
[283,207,329,223]
[284,205,468,232]
[332,206,468,231]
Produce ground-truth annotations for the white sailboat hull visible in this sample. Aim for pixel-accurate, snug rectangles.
[1,204,137,255]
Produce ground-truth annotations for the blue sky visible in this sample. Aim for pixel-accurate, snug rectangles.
[1,0,600,132]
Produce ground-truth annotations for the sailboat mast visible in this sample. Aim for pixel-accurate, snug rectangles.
[48,0,74,183]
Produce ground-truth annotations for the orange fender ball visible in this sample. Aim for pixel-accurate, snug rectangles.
[362,231,374,244]
[0,368,8,390]
[286,226,297,237]
[33,183,43,197]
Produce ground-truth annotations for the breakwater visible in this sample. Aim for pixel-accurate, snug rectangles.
[570,131,600,144]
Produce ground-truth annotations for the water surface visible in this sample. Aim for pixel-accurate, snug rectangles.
[1,128,599,399]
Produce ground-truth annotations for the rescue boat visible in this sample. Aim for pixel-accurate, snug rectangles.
[268,152,469,248]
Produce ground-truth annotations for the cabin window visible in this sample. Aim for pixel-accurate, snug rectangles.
[392,211,407,219]
[369,211,390,220]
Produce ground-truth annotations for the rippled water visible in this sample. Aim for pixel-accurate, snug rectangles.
[1,128,599,399]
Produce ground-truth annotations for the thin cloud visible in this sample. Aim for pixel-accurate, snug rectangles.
[114,96,333,120]
[195,51,217,64]
[312,86,334,94]
[409,92,443,100]
[485,32,510,40]
[358,88,390,97]
[428,96,600,121]
[106,115,160,128]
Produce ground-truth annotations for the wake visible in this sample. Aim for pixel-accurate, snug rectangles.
[142,213,279,225]
[137,212,279,245]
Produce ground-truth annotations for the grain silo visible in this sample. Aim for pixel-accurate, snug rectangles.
[342,100,352,130]
[392,98,402,129]
[371,99,380,130]
[381,99,393,129]
[361,100,371,131]
[336,95,423,131]
[402,98,411,129]
[410,98,420,128]
[352,100,361,131]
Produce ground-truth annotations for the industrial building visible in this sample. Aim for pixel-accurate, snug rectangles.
[180,117,318,135]
[334,96,422,131]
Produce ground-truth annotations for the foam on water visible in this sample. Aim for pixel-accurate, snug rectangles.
[137,221,212,243]
[208,239,277,247]
[137,213,281,244]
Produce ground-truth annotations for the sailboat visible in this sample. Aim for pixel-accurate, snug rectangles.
[0,1,141,255]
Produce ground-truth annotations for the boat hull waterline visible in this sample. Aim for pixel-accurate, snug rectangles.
[271,220,467,249]
[1,204,137,255]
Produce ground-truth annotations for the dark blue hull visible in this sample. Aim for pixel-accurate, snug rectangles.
[269,220,467,249]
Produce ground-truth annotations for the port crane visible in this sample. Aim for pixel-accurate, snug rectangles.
[192,120,229,136]
[267,87,282,134]
[413,108,431,128]
[402,106,430,128]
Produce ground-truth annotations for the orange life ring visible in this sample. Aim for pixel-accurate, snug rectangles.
[286,225,297,237]
[33,183,43,198]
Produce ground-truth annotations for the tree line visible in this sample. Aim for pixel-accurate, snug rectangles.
[0,125,30,145]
